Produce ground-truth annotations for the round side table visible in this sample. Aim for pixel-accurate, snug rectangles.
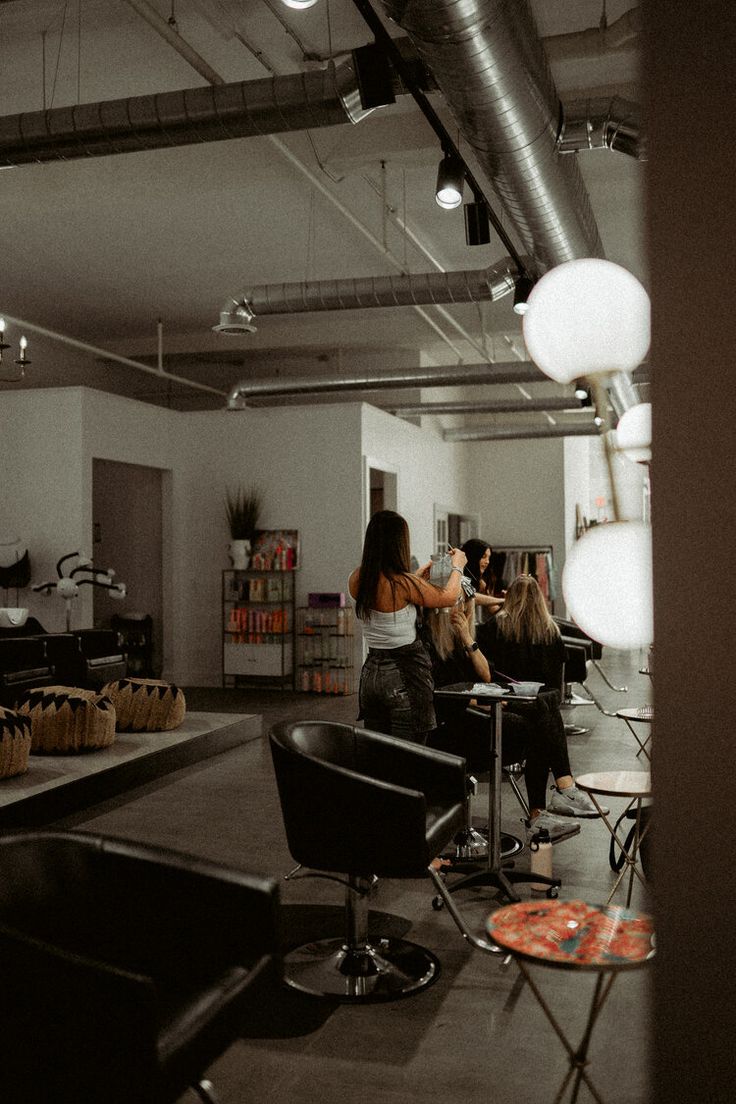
[615,706,653,760]
[487,898,654,1104]
[576,771,652,906]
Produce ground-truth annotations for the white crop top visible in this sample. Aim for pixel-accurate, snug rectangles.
[358,604,418,649]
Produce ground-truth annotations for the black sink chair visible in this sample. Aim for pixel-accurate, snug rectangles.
[269,720,466,1002]
[0,829,282,1104]
[0,635,54,706]
[0,617,126,692]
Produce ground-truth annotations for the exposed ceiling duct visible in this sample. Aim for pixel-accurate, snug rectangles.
[560,97,645,160]
[227,360,548,408]
[444,423,600,442]
[0,61,373,166]
[216,258,521,332]
[380,0,604,271]
[388,396,587,417]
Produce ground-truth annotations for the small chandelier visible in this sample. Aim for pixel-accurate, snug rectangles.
[0,318,30,382]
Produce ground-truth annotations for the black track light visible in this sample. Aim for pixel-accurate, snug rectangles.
[464,201,490,245]
[435,152,464,209]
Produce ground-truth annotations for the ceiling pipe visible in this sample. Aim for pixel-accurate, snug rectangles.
[123,0,227,87]
[0,313,226,398]
[227,360,548,408]
[380,0,604,271]
[444,423,601,442]
[387,396,587,417]
[559,97,645,160]
[0,61,375,167]
[216,259,519,330]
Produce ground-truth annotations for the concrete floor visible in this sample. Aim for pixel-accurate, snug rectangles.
[60,652,653,1104]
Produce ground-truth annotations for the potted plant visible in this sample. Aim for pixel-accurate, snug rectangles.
[225,486,263,570]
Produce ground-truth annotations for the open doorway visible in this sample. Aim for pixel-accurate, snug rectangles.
[365,462,398,522]
[92,459,165,676]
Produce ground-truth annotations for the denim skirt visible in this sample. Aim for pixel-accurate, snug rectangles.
[358,638,435,743]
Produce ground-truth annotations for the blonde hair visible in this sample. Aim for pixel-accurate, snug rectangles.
[495,575,560,646]
[424,598,475,661]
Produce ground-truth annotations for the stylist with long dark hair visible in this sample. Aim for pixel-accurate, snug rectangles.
[349,510,466,744]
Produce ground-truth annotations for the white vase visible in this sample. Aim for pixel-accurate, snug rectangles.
[229,539,251,570]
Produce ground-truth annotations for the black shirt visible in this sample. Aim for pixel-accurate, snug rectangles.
[476,617,565,693]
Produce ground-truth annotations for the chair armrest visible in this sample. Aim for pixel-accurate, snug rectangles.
[353,726,467,807]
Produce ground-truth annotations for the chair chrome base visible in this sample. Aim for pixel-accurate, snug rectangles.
[283,936,440,1002]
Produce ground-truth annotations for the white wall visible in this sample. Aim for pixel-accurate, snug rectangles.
[361,404,474,563]
[0,389,87,631]
[464,437,567,609]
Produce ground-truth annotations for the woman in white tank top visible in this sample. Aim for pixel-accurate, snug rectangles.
[349,510,466,744]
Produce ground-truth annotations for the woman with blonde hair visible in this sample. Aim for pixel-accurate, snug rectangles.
[477,575,606,835]
[349,510,466,744]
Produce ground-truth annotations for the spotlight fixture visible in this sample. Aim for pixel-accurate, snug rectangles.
[435,152,464,209]
[512,275,534,316]
[281,0,318,9]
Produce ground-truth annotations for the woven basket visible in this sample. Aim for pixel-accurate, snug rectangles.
[101,678,186,732]
[16,686,116,754]
[0,705,32,778]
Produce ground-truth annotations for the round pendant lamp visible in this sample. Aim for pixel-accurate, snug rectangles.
[522,259,651,384]
[562,521,653,650]
[615,402,652,463]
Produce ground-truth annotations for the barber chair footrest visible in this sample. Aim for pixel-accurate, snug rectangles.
[283,936,439,1002]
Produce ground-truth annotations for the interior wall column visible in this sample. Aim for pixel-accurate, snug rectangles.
[646,2,736,1099]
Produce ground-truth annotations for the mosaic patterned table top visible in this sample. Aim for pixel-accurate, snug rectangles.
[486,899,655,971]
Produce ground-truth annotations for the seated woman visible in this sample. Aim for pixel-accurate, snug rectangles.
[421,583,580,841]
[476,574,607,833]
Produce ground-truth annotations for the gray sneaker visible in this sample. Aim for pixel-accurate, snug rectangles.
[526,810,581,844]
[548,784,609,818]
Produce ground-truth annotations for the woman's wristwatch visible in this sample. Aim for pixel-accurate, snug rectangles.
[464,641,479,654]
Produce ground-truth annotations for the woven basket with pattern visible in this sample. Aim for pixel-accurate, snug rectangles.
[0,705,32,777]
[16,686,116,754]
[101,678,186,732]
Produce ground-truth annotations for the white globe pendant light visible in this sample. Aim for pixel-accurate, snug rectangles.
[615,401,652,463]
[522,259,651,384]
[562,521,653,650]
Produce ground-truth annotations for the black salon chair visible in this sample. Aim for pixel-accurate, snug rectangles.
[0,635,54,706]
[269,720,466,1002]
[0,618,126,691]
[0,829,282,1104]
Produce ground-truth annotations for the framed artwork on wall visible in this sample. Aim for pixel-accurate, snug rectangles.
[251,529,300,571]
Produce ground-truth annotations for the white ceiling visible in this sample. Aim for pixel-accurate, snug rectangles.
[0,0,646,420]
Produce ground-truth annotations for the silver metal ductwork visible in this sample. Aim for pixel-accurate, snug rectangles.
[560,97,645,160]
[381,0,604,270]
[0,62,370,166]
[217,258,519,331]
[227,359,547,409]
[444,423,600,442]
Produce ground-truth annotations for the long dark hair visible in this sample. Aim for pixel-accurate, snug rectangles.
[355,510,416,619]
[461,538,492,590]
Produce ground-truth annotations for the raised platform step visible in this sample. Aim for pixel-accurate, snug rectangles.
[0,711,260,827]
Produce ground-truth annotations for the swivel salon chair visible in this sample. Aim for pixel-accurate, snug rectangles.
[269,720,466,1002]
[0,829,282,1104]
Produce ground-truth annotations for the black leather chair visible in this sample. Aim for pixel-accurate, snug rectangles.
[270,720,466,1002]
[0,618,126,691]
[0,636,55,706]
[0,829,282,1104]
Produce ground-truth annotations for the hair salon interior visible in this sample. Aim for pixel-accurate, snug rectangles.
[0,1,731,1102]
